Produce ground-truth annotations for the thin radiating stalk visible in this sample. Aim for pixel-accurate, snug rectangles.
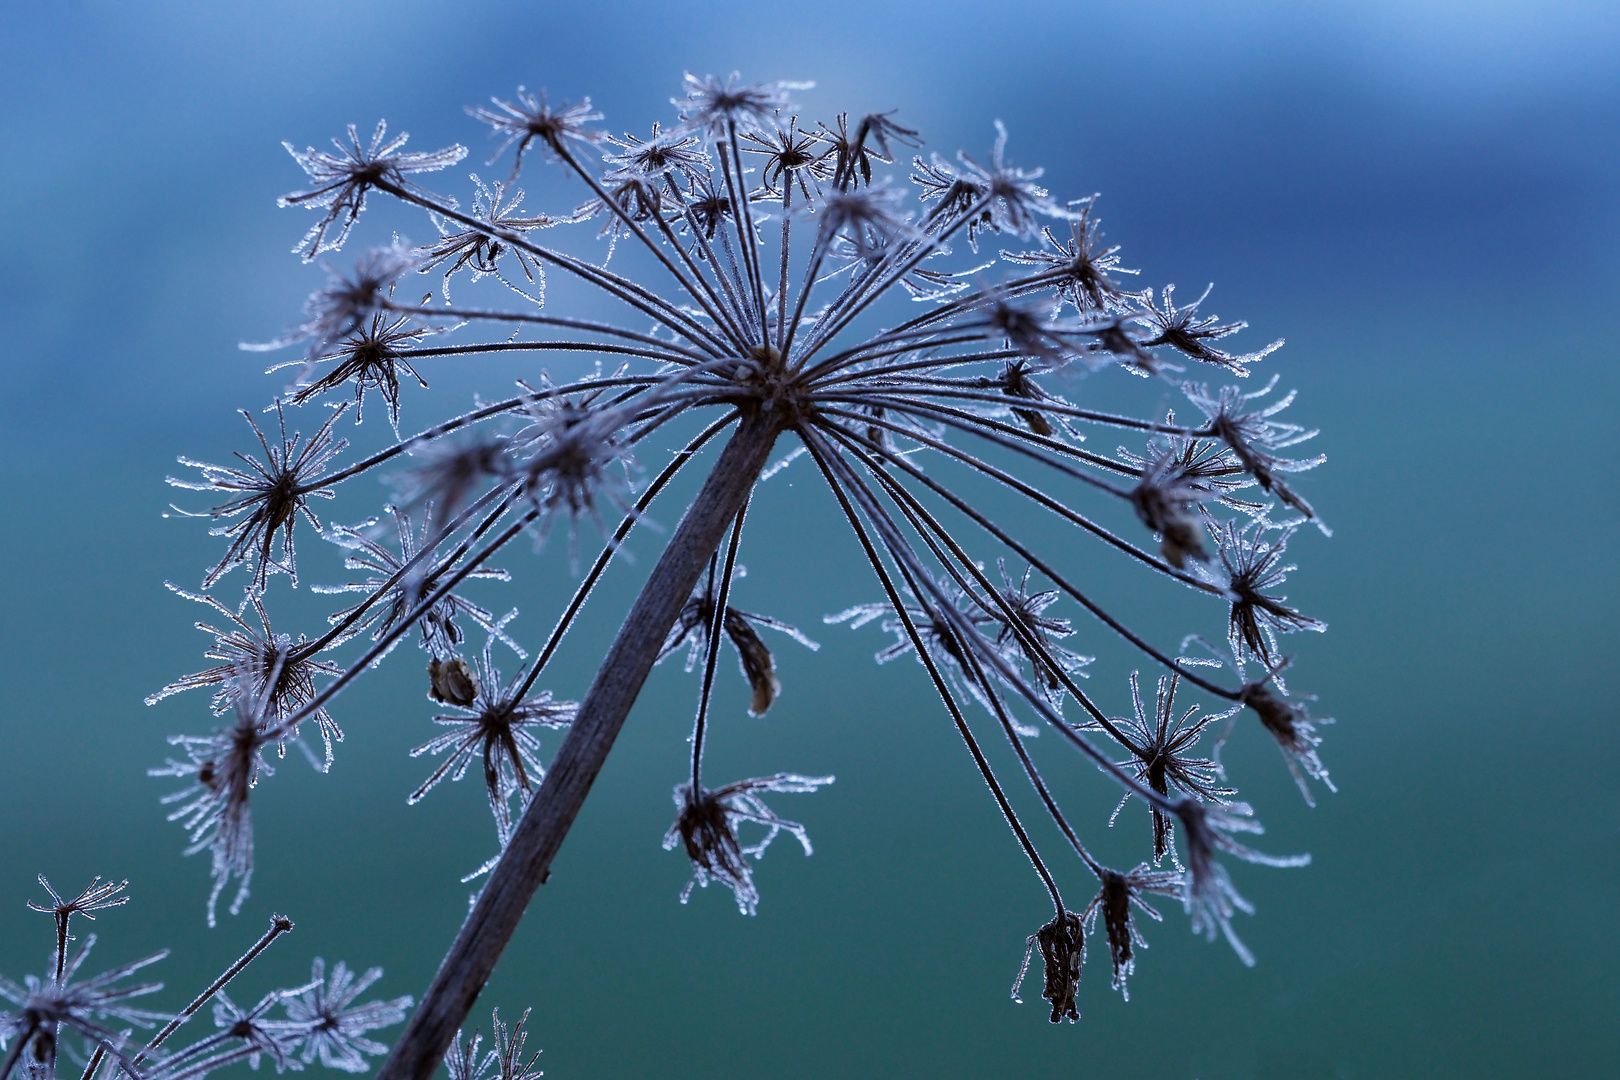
[823,422,1238,700]
[512,412,739,700]
[375,179,732,357]
[817,403,1219,592]
[131,915,294,1071]
[806,425,1178,811]
[375,409,781,1080]
[689,503,748,789]
[803,432,1067,913]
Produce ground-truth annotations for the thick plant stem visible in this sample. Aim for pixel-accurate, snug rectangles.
[375,409,781,1080]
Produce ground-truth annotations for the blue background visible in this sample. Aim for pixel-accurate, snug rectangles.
[1,2,1616,1078]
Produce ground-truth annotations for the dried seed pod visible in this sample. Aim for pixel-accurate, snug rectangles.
[1242,681,1334,805]
[429,656,479,706]
[1013,909,1084,1023]
[723,611,780,715]
[1128,459,1208,569]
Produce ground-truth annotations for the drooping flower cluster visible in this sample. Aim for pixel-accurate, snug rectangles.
[154,69,1335,1052]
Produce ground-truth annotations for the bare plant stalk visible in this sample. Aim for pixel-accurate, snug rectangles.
[375,409,780,1080]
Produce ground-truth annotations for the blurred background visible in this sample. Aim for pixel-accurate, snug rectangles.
[1,2,1616,1077]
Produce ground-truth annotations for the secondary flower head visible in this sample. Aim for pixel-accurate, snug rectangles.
[278,959,412,1074]
[151,668,280,926]
[1216,519,1326,666]
[207,986,307,1072]
[810,183,918,259]
[1242,679,1335,805]
[0,936,168,1077]
[816,111,920,191]
[1184,376,1326,527]
[603,122,710,184]
[467,87,605,173]
[1128,452,1211,570]
[167,402,348,590]
[147,587,341,763]
[421,176,568,305]
[663,773,833,915]
[953,122,1075,242]
[1002,198,1137,314]
[277,311,432,433]
[987,561,1092,708]
[1081,864,1182,1000]
[1089,672,1235,864]
[1011,909,1084,1024]
[1174,798,1309,966]
[280,121,466,258]
[245,242,422,362]
[659,567,819,716]
[409,642,577,845]
[675,72,810,138]
[316,504,522,662]
[1138,284,1283,377]
[742,116,830,198]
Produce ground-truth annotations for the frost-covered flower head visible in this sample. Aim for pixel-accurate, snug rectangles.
[658,565,819,716]
[409,641,577,846]
[1240,679,1335,805]
[1216,519,1325,666]
[1081,864,1182,1001]
[1002,198,1137,314]
[150,667,282,926]
[675,72,810,138]
[663,773,834,915]
[1183,376,1327,527]
[1011,909,1084,1024]
[147,588,341,761]
[0,936,167,1078]
[280,121,466,258]
[603,122,709,184]
[159,72,1337,1051]
[467,87,604,173]
[1129,450,1212,569]
[420,176,566,305]
[1174,798,1309,966]
[816,111,920,191]
[243,243,422,364]
[809,183,918,258]
[1088,672,1235,864]
[1138,284,1283,377]
[952,121,1076,241]
[168,403,349,590]
[278,960,412,1074]
[316,504,521,662]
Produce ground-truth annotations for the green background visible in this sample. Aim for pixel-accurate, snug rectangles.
[2,2,1616,1077]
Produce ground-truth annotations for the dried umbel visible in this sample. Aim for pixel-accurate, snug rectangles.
[0,879,413,1080]
[410,643,577,849]
[153,69,1340,1074]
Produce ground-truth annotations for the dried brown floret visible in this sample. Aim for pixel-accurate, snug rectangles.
[1012,909,1084,1023]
